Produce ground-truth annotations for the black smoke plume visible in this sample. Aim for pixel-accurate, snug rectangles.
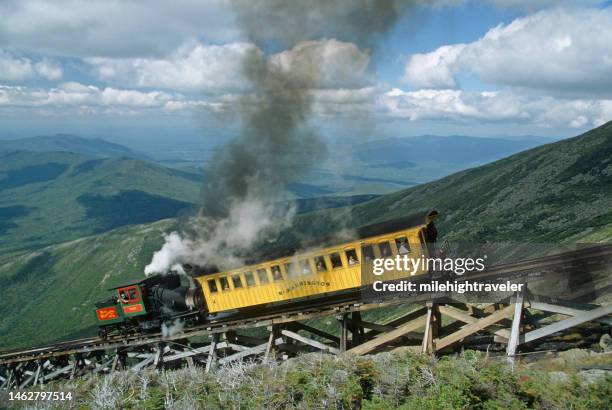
[146,0,417,274]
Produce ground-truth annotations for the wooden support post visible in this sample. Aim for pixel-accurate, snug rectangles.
[507,291,524,362]
[153,343,165,369]
[205,334,220,373]
[32,361,41,387]
[5,368,13,390]
[421,303,440,354]
[351,312,365,346]
[70,354,81,379]
[339,314,349,353]
[111,352,120,373]
[264,326,280,360]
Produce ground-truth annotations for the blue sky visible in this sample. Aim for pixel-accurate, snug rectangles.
[1,0,611,144]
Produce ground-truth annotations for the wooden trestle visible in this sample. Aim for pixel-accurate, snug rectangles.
[1,289,610,391]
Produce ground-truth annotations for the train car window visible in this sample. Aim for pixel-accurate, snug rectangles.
[299,259,312,275]
[219,276,230,291]
[271,265,283,281]
[208,279,218,293]
[231,274,243,289]
[284,262,298,278]
[361,245,375,262]
[244,271,255,287]
[257,268,269,284]
[127,287,140,302]
[395,237,410,254]
[330,252,343,269]
[378,242,393,258]
[346,249,359,265]
[314,256,327,272]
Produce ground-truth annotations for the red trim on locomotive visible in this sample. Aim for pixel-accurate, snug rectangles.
[96,306,119,321]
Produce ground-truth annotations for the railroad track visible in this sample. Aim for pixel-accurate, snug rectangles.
[1,243,611,366]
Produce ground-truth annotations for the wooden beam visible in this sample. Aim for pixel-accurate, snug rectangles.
[42,364,73,381]
[529,301,612,326]
[131,355,155,372]
[163,346,211,362]
[281,329,340,354]
[435,305,515,351]
[289,322,340,344]
[438,305,511,340]
[349,319,395,333]
[382,306,428,328]
[218,343,268,365]
[347,314,428,356]
[507,291,524,359]
[521,305,612,344]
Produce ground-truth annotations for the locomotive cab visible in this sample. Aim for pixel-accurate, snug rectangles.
[94,274,205,339]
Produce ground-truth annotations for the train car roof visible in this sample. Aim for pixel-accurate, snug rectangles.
[184,209,438,276]
[108,273,182,291]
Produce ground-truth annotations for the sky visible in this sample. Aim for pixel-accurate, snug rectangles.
[1,0,611,144]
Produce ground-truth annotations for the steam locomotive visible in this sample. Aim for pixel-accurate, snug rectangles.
[93,274,204,338]
[94,210,438,339]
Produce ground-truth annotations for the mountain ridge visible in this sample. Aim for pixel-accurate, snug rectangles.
[0,122,610,349]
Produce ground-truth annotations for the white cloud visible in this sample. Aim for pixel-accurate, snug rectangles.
[380,88,612,128]
[0,82,223,115]
[89,39,371,92]
[0,0,236,58]
[403,8,612,96]
[0,50,34,81]
[402,44,465,89]
[33,58,63,80]
[88,43,257,93]
[0,50,63,81]
[1,81,610,128]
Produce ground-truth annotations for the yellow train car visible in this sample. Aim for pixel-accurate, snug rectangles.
[195,210,438,313]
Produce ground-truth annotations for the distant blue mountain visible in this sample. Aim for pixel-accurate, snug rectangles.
[0,134,148,159]
[352,135,553,166]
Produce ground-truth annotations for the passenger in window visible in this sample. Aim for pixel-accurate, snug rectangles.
[220,277,230,290]
[397,238,410,255]
[272,266,282,281]
[119,291,129,303]
[346,249,359,265]
[315,257,327,272]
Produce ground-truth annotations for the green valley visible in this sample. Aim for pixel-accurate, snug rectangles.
[0,122,610,349]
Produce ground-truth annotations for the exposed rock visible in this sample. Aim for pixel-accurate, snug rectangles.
[548,371,569,383]
[599,333,611,351]
[578,369,611,384]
